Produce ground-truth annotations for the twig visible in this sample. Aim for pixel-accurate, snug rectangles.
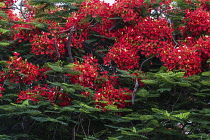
[52,123,58,140]
[80,118,87,138]
[172,88,182,111]
[132,55,156,105]
[66,26,75,63]
[172,33,180,48]
[53,37,61,59]
[20,0,27,19]
[109,20,121,31]
[12,0,27,19]
[26,120,36,133]
[72,125,76,140]
[139,55,156,71]
[132,78,138,105]
[34,55,46,64]
[87,118,90,135]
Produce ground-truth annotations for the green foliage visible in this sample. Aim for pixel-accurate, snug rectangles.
[1,69,210,139]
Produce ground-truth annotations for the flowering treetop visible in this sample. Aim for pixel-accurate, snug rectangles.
[0,0,209,108]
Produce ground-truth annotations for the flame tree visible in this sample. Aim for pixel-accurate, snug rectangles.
[0,0,209,139]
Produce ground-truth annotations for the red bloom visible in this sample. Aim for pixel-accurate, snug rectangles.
[183,8,210,36]
[94,84,132,109]
[67,55,99,89]
[13,52,20,56]
[1,55,40,84]
[104,42,140,70]
[0,84,5,97]
[17,85,71,107]
[160,45,202,76]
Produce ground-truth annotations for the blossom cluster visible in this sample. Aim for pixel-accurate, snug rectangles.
[67,55,132,109]
[0,53,40,84]
[17,85,71,107]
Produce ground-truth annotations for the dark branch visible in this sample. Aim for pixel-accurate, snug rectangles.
[66,26,75,63]
[140,55,156,71]
[53,37,61,59]
[19,0,27,19]
[132,55,156,105]
[132,78,138,105]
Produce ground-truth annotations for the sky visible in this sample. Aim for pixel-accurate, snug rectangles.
[102,0,115,4]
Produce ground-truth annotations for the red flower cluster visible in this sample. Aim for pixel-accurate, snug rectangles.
[12,23,38,42]
[104,42,140,70]
[2,0,209,110]
[104,17,173,70]
[195,36,210,68]
[66,55,132,109]
[0,84,5,97]
[94,84,132,110]
[30,32,66,58]
[196,36,210,58]
[0,54,40,84]
[17,85,71,107]
[135,17,174,56]
[183,8,210,36]
[67,55,99,89]
[160,46,202,76]
[197,0,210,10]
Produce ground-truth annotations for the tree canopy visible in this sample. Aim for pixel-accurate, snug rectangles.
[0,0,209,139]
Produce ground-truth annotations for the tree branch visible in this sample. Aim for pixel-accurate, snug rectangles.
[140,55,156,71]
[132,78,138,105]
[172,33,180,48]
[72,126,75,140]
[53,37,61,59]
[19,0,27,19]
[132,55,156,105]
[66,26,75,63]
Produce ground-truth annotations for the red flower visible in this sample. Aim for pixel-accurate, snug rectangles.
[1,55,40,84]
[94,84,132,109]
[17,85,71,107]
[160,45,202,76]
[67,55,99,89]
[13,52,20,56]
[183,8,210,36]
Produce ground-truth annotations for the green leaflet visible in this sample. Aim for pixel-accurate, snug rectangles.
[157,88,171,93]
[0,61,7,66]
[0,28,10,34]
[172,112,190,119]
[146,119,159,127]
[31,116,68,125]
[136,88,150,97]
[47,63,63,72]
[178,82,191,87]
[138,128,154,133]
[202,71,210,76]
[122,116,140,120]
[0,42,10,46]
[108,137,119,140]
[104,105,118,111]
[141,80,157,84]
[152,108,165,114]
[201,81,210,86]
[139,115,154,121]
